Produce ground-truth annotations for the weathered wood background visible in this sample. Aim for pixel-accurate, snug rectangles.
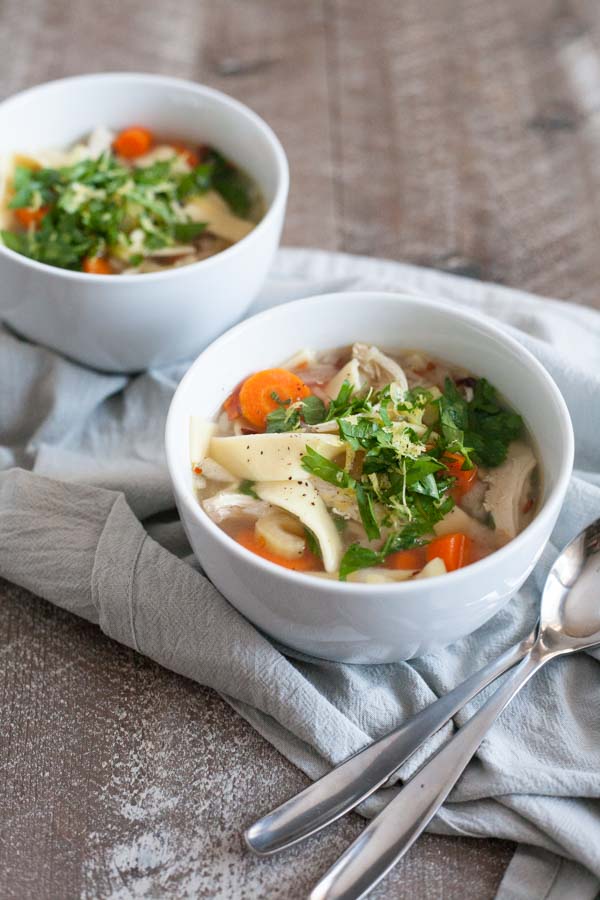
[1,0,599,897]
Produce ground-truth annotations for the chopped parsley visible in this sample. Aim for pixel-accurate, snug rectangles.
[304,527,322,558]
[266,393,328,433]
[339,528,429,580]
[439,377,523,467]
[1,145,253,272]
[465,379,523,466]
[226,364,523,581]
[262,374,522,580]
[238,479,259,498]
[208,149,253,218]
[292,381,456,577]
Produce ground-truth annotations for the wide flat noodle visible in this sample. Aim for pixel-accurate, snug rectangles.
[254,480,343,573]
[209,432,344,481]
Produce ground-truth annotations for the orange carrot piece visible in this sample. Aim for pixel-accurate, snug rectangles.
[113,127,153,159]
[15,206,48,227]
[443,452,478,500]
[239,368,311,431]
[425,532,473,572]
[82,256,113,275]
[235,526,320,572]
[384,547,426,571]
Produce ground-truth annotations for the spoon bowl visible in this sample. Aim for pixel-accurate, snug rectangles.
[309,518,600,900]
[538,519,600,650]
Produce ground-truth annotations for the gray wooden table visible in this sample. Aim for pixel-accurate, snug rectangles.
[1,1,599,897]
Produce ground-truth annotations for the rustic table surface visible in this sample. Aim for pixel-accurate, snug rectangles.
[1,1,599,897]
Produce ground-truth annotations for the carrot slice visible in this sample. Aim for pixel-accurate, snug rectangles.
[239,368,311,431]
[384,547,426,571]
[425,532,473,572]
[235,526,320,571]
[443,452,477,501]
[15,206,48,227]
[113,127,153,159]
[82,256,113,275]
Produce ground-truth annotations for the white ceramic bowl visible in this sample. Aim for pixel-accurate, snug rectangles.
[0,73,288,372]
[165,292,574,664]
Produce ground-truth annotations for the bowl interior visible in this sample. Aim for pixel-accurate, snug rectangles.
[0,74,283,206]
[167,292,573,531]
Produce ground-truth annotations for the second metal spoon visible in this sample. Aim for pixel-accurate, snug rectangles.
[311,519,600,900]
[246,627,536,856]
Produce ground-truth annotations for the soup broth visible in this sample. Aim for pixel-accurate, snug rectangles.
[0,125,263,274]
[191,344,539,583]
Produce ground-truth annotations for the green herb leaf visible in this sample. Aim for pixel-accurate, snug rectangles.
[301,395,327,425]
[265,394,300,433]
[354,484,380,540]
[339,544,382,580]
[207,149,253,217]
[173,221,207,242]
[238,479,259,498]
[304,527,322,558]
[338,528,427,580]
[301,446,352,487]
[0,229,29,255]
[439,377,470,456]
[325,381,371,421]
[176,162,215,201]
[465,379,523,467]
[266,393,327,432]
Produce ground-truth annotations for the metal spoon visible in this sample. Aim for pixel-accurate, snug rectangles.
[310,519,600,900]
[244,628,535,856]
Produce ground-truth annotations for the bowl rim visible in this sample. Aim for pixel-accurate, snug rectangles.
[0,71,289,283]
[165,290,575,594]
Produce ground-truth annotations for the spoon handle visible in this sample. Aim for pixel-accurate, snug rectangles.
[310,646,549,900]
[245,631,535,856]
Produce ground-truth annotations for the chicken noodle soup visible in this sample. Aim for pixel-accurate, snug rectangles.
[192,345,539,582]
[0,126,262,274]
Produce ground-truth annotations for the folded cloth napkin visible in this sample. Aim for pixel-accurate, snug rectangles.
[1,248,600,900]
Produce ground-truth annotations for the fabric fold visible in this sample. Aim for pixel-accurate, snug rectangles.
[1,248,600,900]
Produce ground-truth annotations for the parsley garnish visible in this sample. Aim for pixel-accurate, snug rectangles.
[238,480,259,498]
[265,379,370,434]
[260,369,522,581]
[304,527,322,558]
[1,146,253,272]
[207,149,253,217]
[439,377,523,468]
[173,221,208,242]
[266,393,327,433]
[339,527,430,580]
[465,379,523,466]
[438,378,474,465]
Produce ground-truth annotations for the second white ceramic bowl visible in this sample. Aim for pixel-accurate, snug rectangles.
[166,292,574,664]
[0,73,288,372]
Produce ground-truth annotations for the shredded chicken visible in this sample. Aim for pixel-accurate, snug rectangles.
[482,442,537,541]
[203,491,271,524]
[459,478,488,522]
[313,478,362,522]
[352,343,409,394]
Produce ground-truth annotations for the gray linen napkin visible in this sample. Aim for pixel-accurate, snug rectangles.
[1,247,600,899]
